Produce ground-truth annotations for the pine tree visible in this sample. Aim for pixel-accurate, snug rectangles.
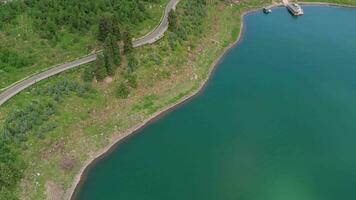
[127,53,138,74]
[95,54,107,81]
[168,10,178,32]
[123,30,133,54]
[103,34,120,76]
[112,17,121,41]
[98,14,113,42]
[82,63,95,82]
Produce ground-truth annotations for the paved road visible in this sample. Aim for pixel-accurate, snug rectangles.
[0,0,180,107]
[133,0,180,47]
[0,55,97,106]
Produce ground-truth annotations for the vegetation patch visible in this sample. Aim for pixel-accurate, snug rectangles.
[0,77,92,199]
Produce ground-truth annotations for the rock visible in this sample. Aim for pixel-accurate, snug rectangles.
[104,77,113,84]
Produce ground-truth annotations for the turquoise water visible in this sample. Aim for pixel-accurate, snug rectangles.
[75,6,356,200]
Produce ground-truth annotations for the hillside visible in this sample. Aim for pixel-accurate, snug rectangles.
[0,0,167,89]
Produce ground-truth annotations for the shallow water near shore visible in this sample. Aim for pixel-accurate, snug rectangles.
[74,6,356,200]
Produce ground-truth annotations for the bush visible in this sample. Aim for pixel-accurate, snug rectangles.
[127,54,139,74]
[38,79,89,102]
[82,64,95,82]
[125,74,138,89]
[0,141,25,200]
[115,82,130,99]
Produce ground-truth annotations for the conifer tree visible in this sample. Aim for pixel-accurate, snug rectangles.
[168,10,178,31]
[123,30,133,54]
[95,54,107,81]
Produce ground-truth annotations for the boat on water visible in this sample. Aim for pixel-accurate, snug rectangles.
[287,3,304,16]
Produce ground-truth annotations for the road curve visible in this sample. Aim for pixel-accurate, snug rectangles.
[0,0,180,107]
[133,0,180,47]
[0,55,97,106]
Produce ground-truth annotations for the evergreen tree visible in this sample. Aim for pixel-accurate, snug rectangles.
[115,82,130,99]
[112,17,121,41]
[82,63,95,82]
[95,54,107,81]
[123,30,133,54]
[168,10,178,31]
[98,14,113,42]
[103,34,121,76]
[127,53,138,74]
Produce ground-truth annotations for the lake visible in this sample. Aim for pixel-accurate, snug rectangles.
[74,5,356,200]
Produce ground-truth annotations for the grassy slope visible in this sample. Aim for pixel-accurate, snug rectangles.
[0,0,168,90]
[1,0,355,199]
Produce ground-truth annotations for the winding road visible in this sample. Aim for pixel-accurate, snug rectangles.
[0,0,180,107]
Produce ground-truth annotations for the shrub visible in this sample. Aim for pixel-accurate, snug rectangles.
[115,82,130,99]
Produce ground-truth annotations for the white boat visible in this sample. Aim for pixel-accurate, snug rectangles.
[287,3,304,16]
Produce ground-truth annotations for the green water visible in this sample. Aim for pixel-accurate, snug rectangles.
[75,6,356,200]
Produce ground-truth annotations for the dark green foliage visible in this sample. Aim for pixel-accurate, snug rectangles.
[0,141,24,200]
[0,47,33,72]
[36,122,58,139]
[82,63,96,82]
[115,82,130,99]
[125,73,138,89]
[90,33,121,81]
[168,10,178,31]
[168,0,207,44]
[167,32,178,49]
[123,30,133,54]
[95,54,107,81]
[2,101,56,143]
[38,79,90,101]
[98,14,121,42]
[103,34,121,75]
[127,54,139,74]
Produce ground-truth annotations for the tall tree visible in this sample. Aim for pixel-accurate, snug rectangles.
[98,14,113,42]
[95,54,107,81]
[123,30,133,54]
[103,34,121,76]
[168,10,178,31]
[112,17,121,41]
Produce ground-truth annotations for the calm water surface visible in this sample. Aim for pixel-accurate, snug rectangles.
[76,6,356,200]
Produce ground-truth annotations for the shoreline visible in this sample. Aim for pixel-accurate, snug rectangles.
[66,2,356,200]
[66,5,254,200]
